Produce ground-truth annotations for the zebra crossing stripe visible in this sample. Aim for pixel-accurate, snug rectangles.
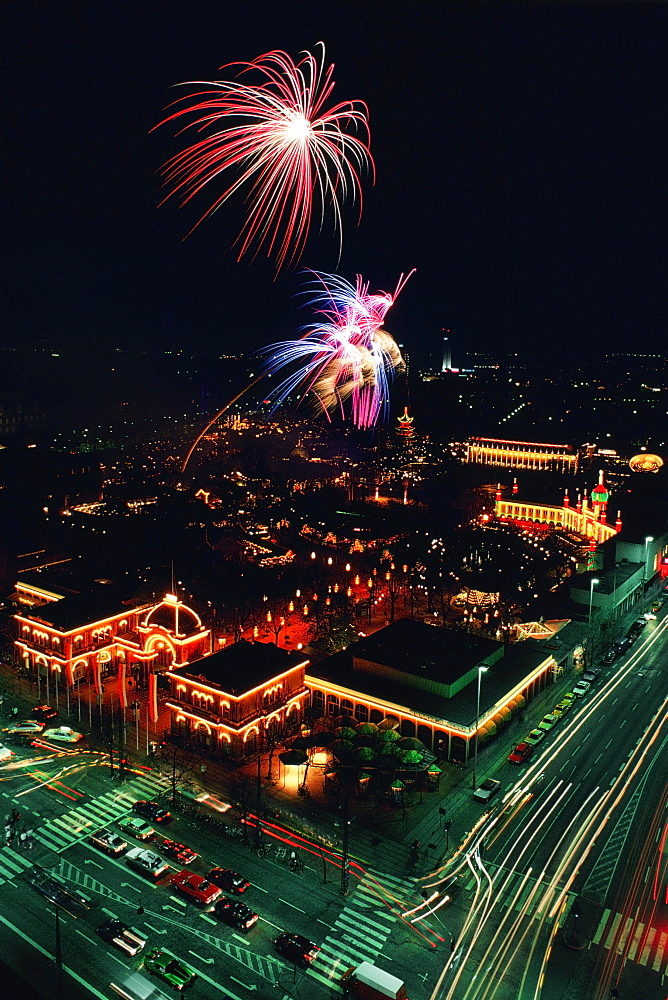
[653,932,667,972]
[614,916,634,954]
[305,965,344,992]
[0,853,25,874]
[35,827,68,848]
[366,871,415,893]
[626,921,646,961]
[5,846,32,868]
[592,908,611,945]
[320,937,370,964]
[639,927,656,966]
[334,909,390,941]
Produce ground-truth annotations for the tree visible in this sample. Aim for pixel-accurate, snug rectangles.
[154,733,206,806]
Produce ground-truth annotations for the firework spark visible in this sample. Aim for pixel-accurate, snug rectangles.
[261,270,413,428]
[154,43,374,271]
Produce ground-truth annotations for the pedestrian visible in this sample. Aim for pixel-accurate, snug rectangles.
[12,706,18,717]
[19,831,26,848]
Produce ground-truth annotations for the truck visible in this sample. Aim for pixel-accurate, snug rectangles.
[341,962,407,1000]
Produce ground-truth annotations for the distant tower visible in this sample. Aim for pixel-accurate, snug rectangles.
[591,469,610,523]
[441,330,452,372]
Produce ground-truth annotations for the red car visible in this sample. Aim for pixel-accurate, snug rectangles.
[508,742,533,765]
[161,839,198,865]
[170,870,222,907]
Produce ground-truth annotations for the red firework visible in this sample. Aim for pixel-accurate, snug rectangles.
[154,43,374,270]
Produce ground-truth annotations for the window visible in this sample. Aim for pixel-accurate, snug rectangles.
[311,690,325,712]
[354,703,368,723]
[326,694,339,717]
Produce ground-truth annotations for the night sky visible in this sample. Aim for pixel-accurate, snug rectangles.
[5,2,668,365]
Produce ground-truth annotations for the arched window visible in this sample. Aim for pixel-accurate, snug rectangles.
[354,703,369,723]
[326,694,339,717]
[340,699,354,717]
[311,690,325,712]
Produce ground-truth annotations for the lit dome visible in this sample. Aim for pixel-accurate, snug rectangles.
[143,595,202,637]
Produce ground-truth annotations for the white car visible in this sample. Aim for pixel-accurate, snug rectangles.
[89,829,128,854]
[572,680,591,698]
[0,743,16,761]
[42,726,83,743]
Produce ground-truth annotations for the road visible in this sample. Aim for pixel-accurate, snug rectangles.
[0,741,446,999]
[402,609,668,1000]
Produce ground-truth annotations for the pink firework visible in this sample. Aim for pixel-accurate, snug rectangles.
[154,43,374,270]
[262,270,414,429]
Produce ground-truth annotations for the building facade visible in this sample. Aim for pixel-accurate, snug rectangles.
[466,437,578,472]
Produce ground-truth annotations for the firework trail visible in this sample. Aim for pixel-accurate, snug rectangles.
[261,270,414,429]
[154,43,374,271]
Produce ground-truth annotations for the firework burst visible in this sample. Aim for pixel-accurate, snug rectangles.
[261,270,414,428]
[154,43,374,271]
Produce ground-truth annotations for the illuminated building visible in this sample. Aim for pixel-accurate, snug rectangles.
[495,470,619,545]
[165,640,310,759]
[306,619,558,762]
[466,437,578,472]
[14,587,210,693]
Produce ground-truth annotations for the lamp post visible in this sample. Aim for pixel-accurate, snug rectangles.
[588,577,599,628]
[472,665,488,790]
[643,535,653,595]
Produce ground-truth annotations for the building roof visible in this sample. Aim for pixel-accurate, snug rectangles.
[20,589,135,631]
[308,639,553,729]
[142,598,202,637]
[352,619,500,683]
[173,640,308,696]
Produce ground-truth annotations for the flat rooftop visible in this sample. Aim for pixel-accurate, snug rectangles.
[176,640,308,696]
[309,637,552,729]
[352,619,501,683]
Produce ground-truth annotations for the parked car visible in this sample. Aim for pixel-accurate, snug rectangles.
[602,648,617,664]
[89,829,128,855]
[96,918,146,956]
[144,949,196,992]
[643,611,657,621]
[274,932,320,966]
[171,870,222,907]
[472,778,501,803]
[525,728,546,746]
[613,637,631,653]
[118,816,156,841]
[125,846,169,879]
[572,680,591,698]
[633,617,648,629]
[161,839,197,865]
[214,897,259,932]
[508,742,533,764]
[582,669,600,683]
[561,692,577,706]
[538,714,560,732]
[31,705,58,721]
[207,868,250,894]
[553,702,572,719]
[133,800,171,824]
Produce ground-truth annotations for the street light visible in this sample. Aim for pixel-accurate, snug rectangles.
[588,578,599,628]
[643,535,653,594]
[472,665,489,790]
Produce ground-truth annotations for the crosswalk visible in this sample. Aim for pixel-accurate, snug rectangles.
[0,770,168,882]
[307,870,416,991]
[592,907,668,975]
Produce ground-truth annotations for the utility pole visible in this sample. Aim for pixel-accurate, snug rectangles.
[340,785,350,896]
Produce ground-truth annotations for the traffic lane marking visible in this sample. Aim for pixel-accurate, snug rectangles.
[259,915,283,931]
[249,881,268,892]
[279,898,306,912]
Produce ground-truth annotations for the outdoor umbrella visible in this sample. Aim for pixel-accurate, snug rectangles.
[279,749,308,767]
[376,729,401,743]
[401,750,424,766]
[355,746,376,762]
[334,727,358,741]
[397,736,425,751]
[303,732,334,748]
[355,722,379,736]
